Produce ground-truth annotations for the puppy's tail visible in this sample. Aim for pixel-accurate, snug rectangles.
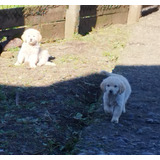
[100,70,117,77]
[100,70,112,77]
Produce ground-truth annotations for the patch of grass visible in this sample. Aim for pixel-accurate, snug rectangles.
[61,133,79,155]
[102,51,118,62]
[73,31,96,42]
[0,129,17,138]
[0,36,7,42]
[0,87,6,101]
[0,5,25,9]
[44,139,61,154]
[57,54,80,64]
[7,47,20,52]
[112,41,126,50]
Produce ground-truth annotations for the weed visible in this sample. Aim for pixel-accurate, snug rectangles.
[60,132,79,154]
[44,139,61,154]
[73,113,83,120]
[102,51,118,61]
[57,54,80,64]
[0,36,7,42]
[7,47,19,52]
[0,87,6,101]
[0,5,25,9]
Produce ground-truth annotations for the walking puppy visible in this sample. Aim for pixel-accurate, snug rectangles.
[100,71,131,123]
[15,28,55,68]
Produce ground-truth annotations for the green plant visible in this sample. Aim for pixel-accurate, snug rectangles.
[7,47,19,52]
[0,5,25,9]
[0,87,6,101]
[102,51,118,61]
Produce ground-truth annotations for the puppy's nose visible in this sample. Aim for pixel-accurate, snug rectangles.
[109,90,113,94]
[30,38,32,42]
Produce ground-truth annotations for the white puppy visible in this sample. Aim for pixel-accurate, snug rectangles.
[100,71,131,123]
[15,28,55,68]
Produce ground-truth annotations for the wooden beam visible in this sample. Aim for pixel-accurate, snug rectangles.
[65,5,80,39]
[127,5,142,24]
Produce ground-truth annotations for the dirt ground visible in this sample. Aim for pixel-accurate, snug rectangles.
[0,9,160,155]
[73,10,160,155]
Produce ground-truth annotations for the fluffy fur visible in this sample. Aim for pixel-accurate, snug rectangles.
[100,71,131,123]
[15,28,55,68]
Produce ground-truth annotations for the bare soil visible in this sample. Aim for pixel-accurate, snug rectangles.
[1,9,160,155]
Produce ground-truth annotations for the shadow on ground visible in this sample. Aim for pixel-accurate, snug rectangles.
[0,72,106,155]
[0,65,160,155]
[74,65,160,155]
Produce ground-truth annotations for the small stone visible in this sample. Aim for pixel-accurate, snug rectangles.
[147,112,155,117]
[145,118,154,124]
[3,38,22,51]
[136,127,152,134]
[0,51,16,58]
[136,129,143,134]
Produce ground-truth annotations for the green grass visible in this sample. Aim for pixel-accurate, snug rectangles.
[0,87,6,101]
[102,51,118,61]
[0,5,25,9]
[7,47,20,52]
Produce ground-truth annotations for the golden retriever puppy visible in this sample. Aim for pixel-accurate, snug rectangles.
[15,28,55,68]
[100,71,131,123]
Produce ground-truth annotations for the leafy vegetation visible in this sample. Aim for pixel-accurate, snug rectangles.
[0,5,25,9]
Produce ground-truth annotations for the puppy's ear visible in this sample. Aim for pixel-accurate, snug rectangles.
[21,32,26,42]
[118,83,125,94]
[100,80,106,92]
[37,31,42,42]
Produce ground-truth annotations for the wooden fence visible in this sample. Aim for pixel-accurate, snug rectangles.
[0,6,66,42]
[0,5,159,50]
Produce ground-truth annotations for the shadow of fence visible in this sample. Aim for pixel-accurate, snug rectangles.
[0,72,106,154]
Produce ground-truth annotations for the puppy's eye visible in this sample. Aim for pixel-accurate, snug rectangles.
[107,84,110,87]
[114,85,117,88]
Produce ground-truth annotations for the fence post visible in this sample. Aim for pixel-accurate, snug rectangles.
[65,5,80,39]
[127,5,142,24]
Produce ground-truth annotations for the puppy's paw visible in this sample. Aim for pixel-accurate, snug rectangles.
[37,62,43,66]
[122,109,126,113]
[45,62,56,66]
[29,64,37,68]
[111,118,119,123]
[15,62,21,66]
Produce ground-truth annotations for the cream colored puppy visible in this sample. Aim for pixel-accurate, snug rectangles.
[15,28,55,68]
[100,71,131,123]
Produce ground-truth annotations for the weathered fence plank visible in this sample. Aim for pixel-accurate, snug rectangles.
[127,5,142,24]
[0,5,67,43]
[0,8,24,29]
[0,5,158,45]
[24,6,66,26]
[40,21,65,41]
[78,5,129,35]
[65,5,80,39]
